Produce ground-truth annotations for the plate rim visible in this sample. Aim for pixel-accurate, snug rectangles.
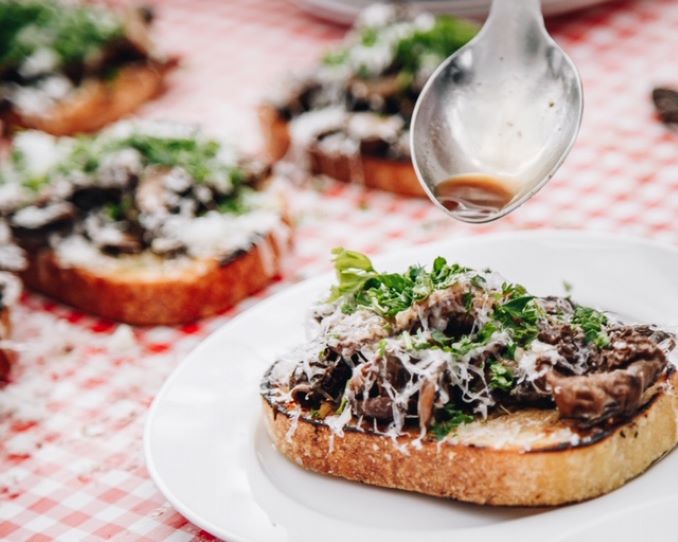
[288,0,618,24]
[144,228,678,541]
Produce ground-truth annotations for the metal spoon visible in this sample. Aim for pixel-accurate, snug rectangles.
[410,0,583,223]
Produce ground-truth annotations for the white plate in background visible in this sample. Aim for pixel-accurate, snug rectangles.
[290,0,618,24]
[145,231,678,542]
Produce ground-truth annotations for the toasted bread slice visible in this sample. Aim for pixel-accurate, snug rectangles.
[0,307,13,381]
[2,60,176,137]
[258,104,424,197]
[262,370,678,506]
[21,231,288,326]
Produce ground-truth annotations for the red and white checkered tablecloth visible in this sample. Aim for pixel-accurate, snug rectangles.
[2,0,678,540]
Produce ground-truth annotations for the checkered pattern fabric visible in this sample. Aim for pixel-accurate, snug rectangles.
[2,0,678,539]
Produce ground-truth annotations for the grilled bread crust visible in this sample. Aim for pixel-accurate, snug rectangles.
[258,104,424,197]
[0,308,13,380]
[262,371,678,506]
[1,60,176,137]
[20,231,288,326]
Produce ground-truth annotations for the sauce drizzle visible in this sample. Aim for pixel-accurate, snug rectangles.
[435,173,515,217]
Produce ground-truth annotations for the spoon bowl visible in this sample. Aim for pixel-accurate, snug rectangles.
[411,0,583,222]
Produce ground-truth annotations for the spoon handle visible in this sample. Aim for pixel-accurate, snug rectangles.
[484,0,544,34]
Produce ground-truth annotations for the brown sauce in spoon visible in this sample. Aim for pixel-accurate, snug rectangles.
[435,174,515,214]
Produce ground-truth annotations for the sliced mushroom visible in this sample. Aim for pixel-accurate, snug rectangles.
[11,202,75,230]
[418,379,437,429]
[546,358,665,424]
[122,6,155,57]
[652,87,678,125]
[84,215,142,255]
[135,167,178,215]
[361,396,393,420]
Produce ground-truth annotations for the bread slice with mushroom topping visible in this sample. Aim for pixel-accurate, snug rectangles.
[261,249,678,506]
[0,272,22,381]
[259,5,477,197]
[0,1,177,136]
[0,121,291,325]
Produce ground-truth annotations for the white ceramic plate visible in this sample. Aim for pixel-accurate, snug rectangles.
[145,231,678,542]
[290,0,618,24]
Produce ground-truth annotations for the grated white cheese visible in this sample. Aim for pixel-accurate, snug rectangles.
[10,130,70,178]
[10,75,73,116]
[18,48,59,78]
[346,113,403,142]
[516,340,563,383]
[12,202,72,229]
[161,208,284,261]
[289,107,347,148]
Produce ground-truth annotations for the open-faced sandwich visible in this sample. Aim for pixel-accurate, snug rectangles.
[261,249,678,506]
[0,120,290,325]
[259,5,477,197]
[0,272,22,381]
[0,0,177,136]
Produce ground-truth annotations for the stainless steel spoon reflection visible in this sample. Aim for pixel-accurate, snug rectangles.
[411,0,583,223]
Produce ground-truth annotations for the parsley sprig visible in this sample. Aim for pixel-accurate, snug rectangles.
[329,248,469,317]
[430,403,474,440]
[572,306,609,348]
[7,128,252,216]
[488,361,515,391]
[493,294,542,346]
[321,14,477,79]
[393,16,478,74]
[0,0,124,74]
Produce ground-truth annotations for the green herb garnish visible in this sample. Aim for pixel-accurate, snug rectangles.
[0,0,124,74]
[488,361,515,391]
[572,306,609,348]
[4,126,253,219]
[335,396,349,416]
[330,248,469,317]
[430,403,474,440]
[319,14,477,79]
[493,295,542,346]
[393,16,478,74]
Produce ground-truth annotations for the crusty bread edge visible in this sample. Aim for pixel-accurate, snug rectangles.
[20,230,290,326]
[262,371,678,506]
[0,307,13,381]
[2,60,177,137]
[258,104,425,197]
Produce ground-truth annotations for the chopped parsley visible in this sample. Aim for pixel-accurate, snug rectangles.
[463,291,474,312]
[322,49,349,67]
[103,195,135,222]
[320,14,477,79]
[493,295,542,346]
[0,0,124,74]
[430,403,474,440]
[572,306,609,348]
[393,16,478,74]
[488,361,515,391]
[56,133,235,186]
[118,135,223,183]
[330,248,469,317]
[10,129,247,209]
[335,396,349,416]
[329,249,613,361]
[361,27,379,47]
